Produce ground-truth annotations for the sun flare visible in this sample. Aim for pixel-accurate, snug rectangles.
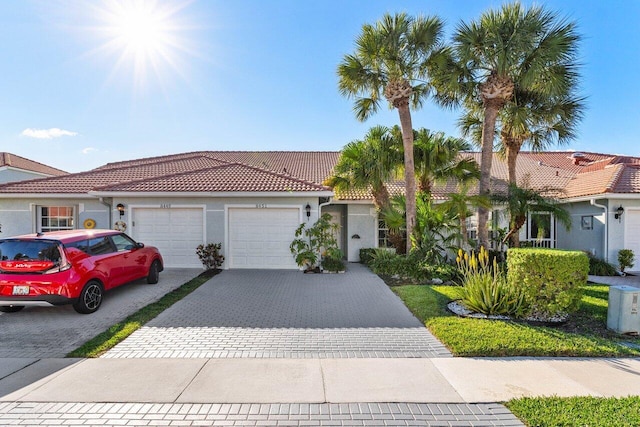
[86,0,195,90]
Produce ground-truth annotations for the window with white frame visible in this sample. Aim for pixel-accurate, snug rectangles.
[526,212,555,248]
[38,206,75,232]
[377,219,393,248]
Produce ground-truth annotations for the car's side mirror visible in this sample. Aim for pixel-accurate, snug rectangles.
[135,242,145,249]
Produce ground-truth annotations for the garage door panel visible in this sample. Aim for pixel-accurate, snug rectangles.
[132,208,204,268]
[626,211,640,269]
[229,208,299,269]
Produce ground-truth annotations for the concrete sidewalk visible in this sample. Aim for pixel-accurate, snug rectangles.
[2,357,640,404]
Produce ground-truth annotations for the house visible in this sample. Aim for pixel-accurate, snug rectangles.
[0,150,639,270]
[0,152,67,184]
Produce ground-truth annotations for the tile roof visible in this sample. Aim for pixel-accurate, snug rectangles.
[1,149,639,200]
[0,152,67,176]
[92,162,330,193]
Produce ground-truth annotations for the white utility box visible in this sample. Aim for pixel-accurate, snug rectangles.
[607,285,640,334]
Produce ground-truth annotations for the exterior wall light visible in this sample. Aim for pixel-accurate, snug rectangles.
[117,203,126,217]
[615,206,624,221]
[305,203,311,219]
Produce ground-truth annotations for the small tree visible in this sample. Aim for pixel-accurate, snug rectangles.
[196,243,225,270]
[618,249,635,275]
[290,213,344,272]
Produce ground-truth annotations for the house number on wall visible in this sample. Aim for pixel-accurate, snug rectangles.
[255,204,267,208]
[160,203,171,209]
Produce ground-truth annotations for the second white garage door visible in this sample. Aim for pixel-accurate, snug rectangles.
[625,210,640,270]
[132,207,204,268]
[228,207,300,269]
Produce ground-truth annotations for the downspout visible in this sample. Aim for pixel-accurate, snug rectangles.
[318,196,333,215]
[590,199,608,262]
[99,197,113,229]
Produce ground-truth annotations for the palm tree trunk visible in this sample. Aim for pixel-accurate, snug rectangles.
[477,105,499,249]
[505,138,522,247]
[372,185,391,211]
[397,104,416,254]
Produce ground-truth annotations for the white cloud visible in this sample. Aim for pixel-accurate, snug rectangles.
[82,147,97,154]
[21,128,79,139]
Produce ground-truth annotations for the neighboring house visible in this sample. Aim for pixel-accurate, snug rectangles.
[0,152,67,184]
[0,150,639,269]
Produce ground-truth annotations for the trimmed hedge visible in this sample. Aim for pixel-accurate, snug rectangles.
[359,248,377,265]
[507,248,589,318]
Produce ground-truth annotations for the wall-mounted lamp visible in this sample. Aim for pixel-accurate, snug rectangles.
[615,206,624,221]
[116,203,126,218]
[305,203,311,219]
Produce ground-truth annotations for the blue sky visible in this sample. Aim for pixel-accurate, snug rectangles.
[1,0,638,173]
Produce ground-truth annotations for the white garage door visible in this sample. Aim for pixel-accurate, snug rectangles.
[228,207,300,269]
[132,208,204,268]
[625,210,640,270]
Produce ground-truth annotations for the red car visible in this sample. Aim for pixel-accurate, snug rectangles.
[0,229,163,314]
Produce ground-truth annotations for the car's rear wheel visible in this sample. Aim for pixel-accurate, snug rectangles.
[0,305,24,313]
[73,281,104,314]
[147,260,161,284]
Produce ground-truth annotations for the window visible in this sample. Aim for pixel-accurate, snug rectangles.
[111,233,136,251]
[39,206,75,232]
[526,212,555,248]
[378,220,392,248]
[87,237,115,255]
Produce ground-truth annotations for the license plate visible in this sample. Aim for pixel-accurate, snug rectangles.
[12,286,29,295]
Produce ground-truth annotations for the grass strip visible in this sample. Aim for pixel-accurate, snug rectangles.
[67,270,217,358]
[392,284,640,357]
[506,396,640,427]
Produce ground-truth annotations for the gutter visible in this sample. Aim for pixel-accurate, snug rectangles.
[590,199,608,262]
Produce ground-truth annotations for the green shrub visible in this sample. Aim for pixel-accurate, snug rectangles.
[321,256,345,272]
[290,213,341,271]
[359,248,377,265]
[367,248,457,283]
[588,254,617,276]
[507,248,588,318]
[195,243,225,270]
[456,248,527,317]
[618,249,635,273]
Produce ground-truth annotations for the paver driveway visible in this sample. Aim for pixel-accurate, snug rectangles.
[0,269,201,358]
[104,264,451,358]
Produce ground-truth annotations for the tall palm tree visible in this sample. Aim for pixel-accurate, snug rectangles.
[430,1,581,249]
[500,89,584,187]
[324,125,401,210]
[338,12,444,254]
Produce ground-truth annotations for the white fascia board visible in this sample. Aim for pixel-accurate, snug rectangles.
[88,191,334,198]
[562,194,640,203]
[0,193,95,199]
[329,199,373,205]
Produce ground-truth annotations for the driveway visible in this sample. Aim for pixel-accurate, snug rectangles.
[104,264,451,358]
[0,269,201,358]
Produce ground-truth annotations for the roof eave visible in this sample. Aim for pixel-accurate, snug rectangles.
[0,193,95,199]
[88,190,335,198]
[562,193,640,203]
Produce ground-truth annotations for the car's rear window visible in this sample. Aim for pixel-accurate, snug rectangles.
[0,240,62,263]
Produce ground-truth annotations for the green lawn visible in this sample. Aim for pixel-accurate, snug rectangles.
[392,284,640,357]
[67,270,218,358]
[506,396,640,427]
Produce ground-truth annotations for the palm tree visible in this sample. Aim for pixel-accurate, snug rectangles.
[500,89,584,187]
[324,125,401,210]
[429,1,581,249]
[438,184,491,248]
[338,12,444,254]
[411,128,480,195]
[492,183,571,248]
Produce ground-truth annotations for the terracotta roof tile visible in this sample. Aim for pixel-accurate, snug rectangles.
[92,163,331,193]
[0,152,68,176]
[610,165,640,194]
